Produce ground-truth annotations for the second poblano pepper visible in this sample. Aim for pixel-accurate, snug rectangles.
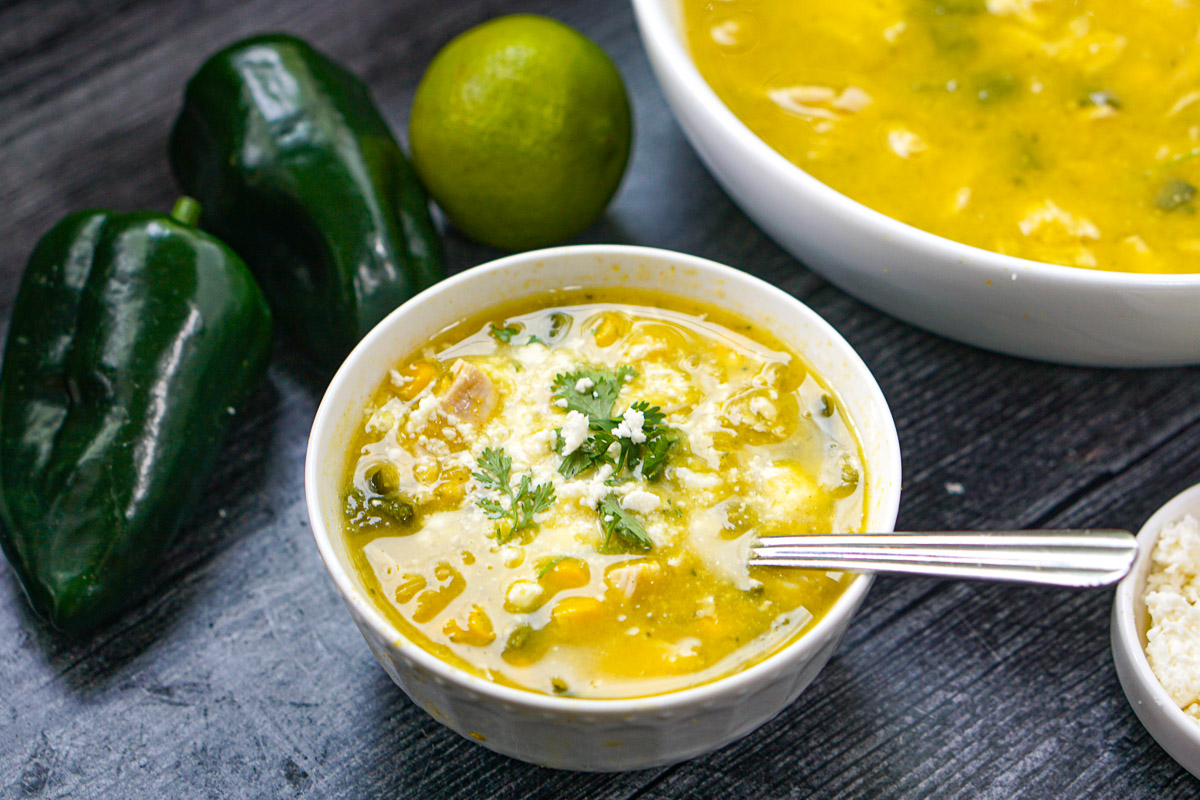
[169,34,445,368]
[0,199,273,633]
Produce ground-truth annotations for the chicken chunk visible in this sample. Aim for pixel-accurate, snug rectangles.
[440,360,498,423]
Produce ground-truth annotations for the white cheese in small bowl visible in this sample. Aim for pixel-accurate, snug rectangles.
[1112,484,1200,780]
[1145,515,1200,722]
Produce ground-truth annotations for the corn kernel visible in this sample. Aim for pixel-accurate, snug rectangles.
[395,360,439,401]
[444,605,496,646]
[394,573,427,604]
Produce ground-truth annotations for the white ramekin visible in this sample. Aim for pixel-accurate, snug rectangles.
[1112,483,1200,779]
[630,0,1200,367]
[305,245,902,770]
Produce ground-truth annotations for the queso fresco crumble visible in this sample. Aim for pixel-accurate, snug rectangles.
[1145,514,1200,722]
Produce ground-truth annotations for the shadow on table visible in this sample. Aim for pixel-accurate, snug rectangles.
[356,667,668,799]
[3,375,282,696]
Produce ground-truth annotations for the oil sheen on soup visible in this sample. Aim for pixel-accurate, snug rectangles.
[685,0,1200,274]
[340,290,867,698]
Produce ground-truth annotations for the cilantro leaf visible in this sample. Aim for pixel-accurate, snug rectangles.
[490,323,521,343]
[472,447,556,543]
[597,494,653,551]
[550,366,677,481]
[472,447,511,493]
[552,366,635,423]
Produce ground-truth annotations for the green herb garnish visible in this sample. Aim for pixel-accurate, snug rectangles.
[597,493,653,552]
[489,323,521,343]
[551,365,634,423]
[550,367,675,480]
[472,447,556,543]
[537,556,570,578]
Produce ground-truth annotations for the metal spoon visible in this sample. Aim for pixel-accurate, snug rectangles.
[749,529,1137,587]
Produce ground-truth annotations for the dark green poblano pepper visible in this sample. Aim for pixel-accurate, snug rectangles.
[0,199,273,633]
[169,34,445,368]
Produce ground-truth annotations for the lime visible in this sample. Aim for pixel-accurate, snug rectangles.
[409,14,632,251]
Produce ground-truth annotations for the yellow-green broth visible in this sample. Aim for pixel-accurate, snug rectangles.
[339,290,867,698]
[685,0,1200,273]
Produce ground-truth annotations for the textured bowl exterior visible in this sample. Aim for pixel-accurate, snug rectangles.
[630,0,1200,367]
[1112,483,1200,779]
[352,592,858,770]
[306,245,902,770]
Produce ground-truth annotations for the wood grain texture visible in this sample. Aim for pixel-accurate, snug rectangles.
[1,0,1198,797]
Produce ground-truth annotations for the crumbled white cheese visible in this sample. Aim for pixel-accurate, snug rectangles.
[505,580,543,612]
[613,407,647,444]
[499,544,523,568]
[406,395,442,435]
[559,463,615,509]
[986,0,1045,23]
[887,127,926,159]
[559,410,590,456]
[1146,515,1200,722]
[830,86,872,113]
[620,489,660,514]
[748,395,777,421]
[574,377,595,393]
[686,500,759,591]
[1018,200,1100,241]
[674,467,722,490]
[669,637,702,661]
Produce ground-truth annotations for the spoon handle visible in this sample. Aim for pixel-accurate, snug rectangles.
[749,529,1137,587]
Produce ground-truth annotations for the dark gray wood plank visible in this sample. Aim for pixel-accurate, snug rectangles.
[1,0,1198,798]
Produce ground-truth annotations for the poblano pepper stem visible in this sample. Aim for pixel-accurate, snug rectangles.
[171,196,203,227]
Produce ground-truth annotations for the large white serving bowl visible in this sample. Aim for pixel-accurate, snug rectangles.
[305,245,902,771]
[1112,484,1200,779]
[631,0,1200,367]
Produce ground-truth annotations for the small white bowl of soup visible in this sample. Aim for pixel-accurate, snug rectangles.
[305,245,902,770]
[631,0,1200,366]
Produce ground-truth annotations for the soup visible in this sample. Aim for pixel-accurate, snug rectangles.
[338,290,868,698]
[685,0,1200,274]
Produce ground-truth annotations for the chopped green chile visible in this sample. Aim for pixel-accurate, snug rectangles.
[1155,178,1196,212]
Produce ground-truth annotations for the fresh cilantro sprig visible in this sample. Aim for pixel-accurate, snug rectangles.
[473,447,555,543]
[489,323,521,343]
[597,494,653,552]
[489,323,545,347]
[551,367,675,481]
[551,366,634,423]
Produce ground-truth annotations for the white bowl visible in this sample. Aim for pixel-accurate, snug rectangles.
[305,245,902,770]
[630,0,1200,367]
[1112,483,1200,779]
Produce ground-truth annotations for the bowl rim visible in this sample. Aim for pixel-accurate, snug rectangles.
[629,0,1200,287]
[1112,482,1200,753]
[304,243,902,715]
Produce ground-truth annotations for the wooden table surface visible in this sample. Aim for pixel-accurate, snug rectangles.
[2,1,1198,797]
